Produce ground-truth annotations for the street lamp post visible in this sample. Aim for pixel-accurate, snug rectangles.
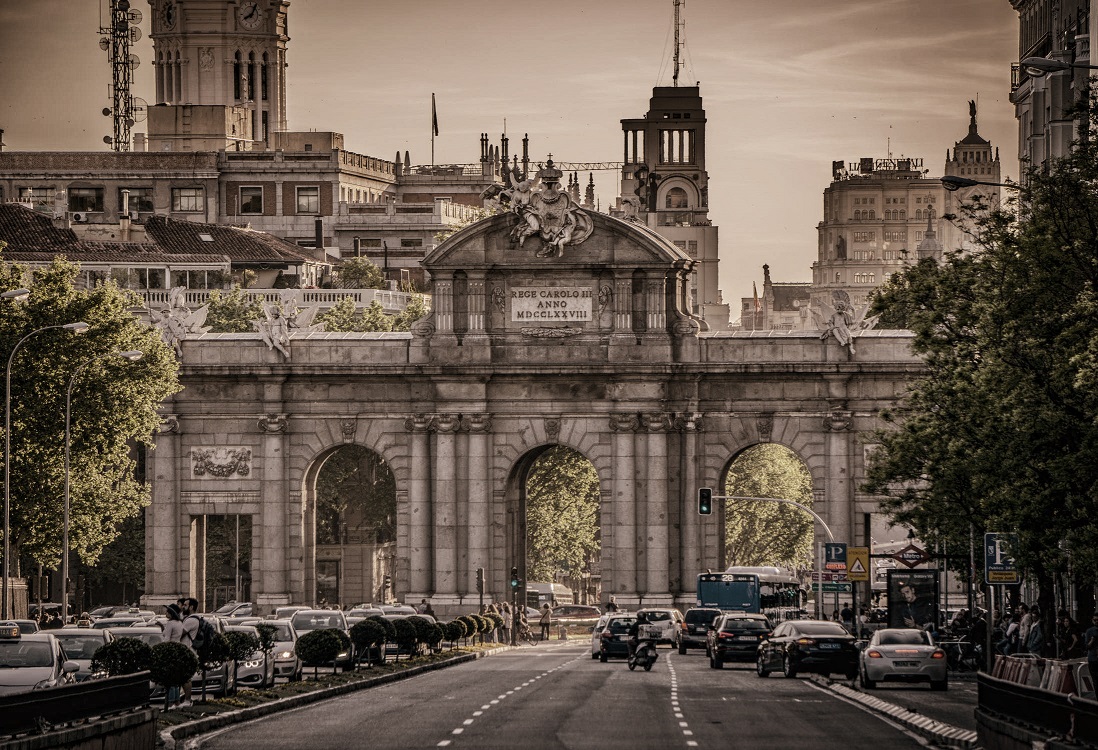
[2,320,89,620]
[940,176,1018,192]
[62,350,142,623]
[1021,56,1098,77]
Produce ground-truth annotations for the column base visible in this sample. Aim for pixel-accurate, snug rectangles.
[140,594,178,609]
[256,593,291,616]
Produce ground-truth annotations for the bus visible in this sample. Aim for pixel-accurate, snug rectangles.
[696,566,806,622]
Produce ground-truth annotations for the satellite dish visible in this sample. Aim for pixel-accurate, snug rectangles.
[127,8,142,24]
[131,97,148,122]
[99,37,110,51]
[128,53,140,70]
[102,107,112,117]
[130,26,141,43]
[103,136,114,144]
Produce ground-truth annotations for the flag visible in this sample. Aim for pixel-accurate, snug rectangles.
[432,93,439,137]
[753,281,761,313]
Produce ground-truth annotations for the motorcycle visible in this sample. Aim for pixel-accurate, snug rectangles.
[628,631,659,672]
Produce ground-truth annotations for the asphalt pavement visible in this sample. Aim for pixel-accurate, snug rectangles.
[194,643,961,749]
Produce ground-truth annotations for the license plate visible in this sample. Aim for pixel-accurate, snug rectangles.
[894,660,919,667]
[819,643,840,649]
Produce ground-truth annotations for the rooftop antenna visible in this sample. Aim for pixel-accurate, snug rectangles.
[99,0,141,151]
[673,0,683,87]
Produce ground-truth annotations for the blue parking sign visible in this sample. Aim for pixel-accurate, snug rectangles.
[984,533,1020,585]
[824,542,847,571]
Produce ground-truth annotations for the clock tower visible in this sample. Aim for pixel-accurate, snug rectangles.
[148,0,289,146]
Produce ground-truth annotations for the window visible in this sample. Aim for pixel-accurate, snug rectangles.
[172,188,204,213]
[852,231,875,242]
[296,186,319,214]
[68,188,104,212]
[240,186,263,214]
[120,188,154,213]
[665,187,688,209]
[19,187,53,207]
[362,239,382,248]
[400,238,423,248]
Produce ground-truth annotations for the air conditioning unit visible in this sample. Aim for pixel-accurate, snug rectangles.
[69,212,88,223]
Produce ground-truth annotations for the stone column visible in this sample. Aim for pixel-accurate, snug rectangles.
[679,412,702,602]
[609,414,639,605]
[257,412,290,610]
[823,374,854,542]
[406,415,432,599]
[190,514,206,610]
[465,414,491,597]
[144,415,181,606]
[643,414,672,605]
[432,414,460,597]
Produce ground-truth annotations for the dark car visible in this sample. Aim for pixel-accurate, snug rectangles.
[597,615,638,662]
[679,608,721,654]
[756,619,858,679]
[707,613,772,668]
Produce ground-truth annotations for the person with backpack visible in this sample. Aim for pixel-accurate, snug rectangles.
[163,603,194,707]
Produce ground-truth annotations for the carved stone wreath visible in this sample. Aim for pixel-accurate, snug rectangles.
[191,448,252,478]
[521,327,582,338]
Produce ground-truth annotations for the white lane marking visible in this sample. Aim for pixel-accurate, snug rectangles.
[472,711,483,716]
[451,728,463,735]
[437,742,451,747]
[463,719,474,726]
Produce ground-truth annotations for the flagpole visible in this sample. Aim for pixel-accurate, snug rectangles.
[431,93,436,166]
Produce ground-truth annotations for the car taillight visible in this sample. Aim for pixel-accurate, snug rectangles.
[681,622,689,631]
[866,649,883,658]
[931,650,946,659]
[718,632,734,639]
[601,630,612,638]
[796,638,816,646]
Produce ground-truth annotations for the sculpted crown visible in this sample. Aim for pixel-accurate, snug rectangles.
[538,157,563,184]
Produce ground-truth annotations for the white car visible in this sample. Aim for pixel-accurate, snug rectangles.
[0,624,79,695]
[589,615,611,659]
[859,628,947,691]
[636,608,684,645]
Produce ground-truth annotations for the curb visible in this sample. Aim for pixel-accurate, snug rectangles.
[159,646,514,749]
[811,675,979,749]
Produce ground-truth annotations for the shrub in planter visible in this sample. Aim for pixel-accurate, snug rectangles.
[254,622,277,653]
[391,619,417,660]
[295,629,343,678]
[444,620,466,646]
[407,616,435,652]
[195,632,231,703]
[473,615,491,638]
[487,613,504,630]
[223,631,260,694]
[350,619,387,665]
[92,636,153,675]
[458,616,478,643]
[369,615,397,643]
[426,623,445,652]
[149,641,199,710]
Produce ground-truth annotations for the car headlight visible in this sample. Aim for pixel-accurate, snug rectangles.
[243,660,262,668]
[277,650,293,659]
[337,651,349,658]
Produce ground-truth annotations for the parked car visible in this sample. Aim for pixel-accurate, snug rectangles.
[214,602,254,618]
[0,625,79,695]
[551,604,602,622]
[52,628,114,681]
[273,606,310,620]
[706,613,772,668]
[756,619,859,679]
[636,608,684,646]
[679,608,721,654]
[264,619,302,681]
[107,626,166,647]
[224,624,275,688]
[589,615,610,659]
[380,605,417,615]
[91,616,144,630]
[289,610,353,670]
[598,615,638,662]
[859,628,947,691]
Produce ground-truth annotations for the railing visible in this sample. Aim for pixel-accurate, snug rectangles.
[0,672,150,737]
[978,672,1098,745]
[142,287,430,314]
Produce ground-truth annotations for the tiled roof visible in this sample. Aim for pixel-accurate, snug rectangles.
[0,204,81,253]
[144,216,320,266]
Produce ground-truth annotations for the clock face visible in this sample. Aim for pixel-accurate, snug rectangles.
[162,1,176,30]
[238,1,263,30]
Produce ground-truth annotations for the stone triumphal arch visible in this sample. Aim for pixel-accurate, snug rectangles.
[144,178,921,615]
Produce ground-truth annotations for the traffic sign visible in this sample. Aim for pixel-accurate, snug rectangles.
[811,582,852,593]
[824,542,848,571]
[985,533,1021,584]
[846,547,870,582]
[893,543,930,568]
[811,572,848,583]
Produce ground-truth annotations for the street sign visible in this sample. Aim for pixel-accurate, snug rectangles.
[811,582,852,593]
[985,532,1021,585]
[811,572,848,583]
[824,542,848,571]
[846,546,870,582]
[893,543,930,568]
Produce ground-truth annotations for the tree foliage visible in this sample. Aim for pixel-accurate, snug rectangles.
[92,636,153,675]
[723,444,814,570]
[525,446,600,581]
[392,294,429,331]
[204,286,264,333]
[315,445,395,545]
[864,128,1098,599]
[0,259,180,571]
[316,298,394,333]
[336,257,385,290]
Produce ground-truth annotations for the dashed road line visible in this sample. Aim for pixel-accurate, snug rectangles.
[667,653,699,748]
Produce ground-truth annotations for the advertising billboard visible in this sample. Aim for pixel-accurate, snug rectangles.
[887,569,938,630]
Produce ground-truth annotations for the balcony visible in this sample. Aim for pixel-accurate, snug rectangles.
[141,287,430,317]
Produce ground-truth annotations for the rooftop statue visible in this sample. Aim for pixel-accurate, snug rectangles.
[485,156,594,257]
[812,290,880,356]
[254,291,325,359]
[149,286,210,358]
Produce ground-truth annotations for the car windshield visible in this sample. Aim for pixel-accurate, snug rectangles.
[268,622,294,640]
[642,612,671,622]
[53,635,105,659]
[879,630,930,645]
[118,632,164,646]
[0,641,53,667]
[685,610,720,625]
[722,619,769,632]
[292,613,344,631]
[214,603,239,615]
[794,622,850,637]
[607,618,637,634]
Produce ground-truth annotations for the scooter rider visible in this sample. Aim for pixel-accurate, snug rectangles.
[628,611,650,659]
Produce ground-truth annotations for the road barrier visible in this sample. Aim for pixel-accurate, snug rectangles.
[0,672,150,737]
[978,672,1098,747]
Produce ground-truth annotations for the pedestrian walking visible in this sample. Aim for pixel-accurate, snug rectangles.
[1084,614,1098,690]
[163,603,193,707]
[499,602,512,645]
[539,603,552,641]
[1058,614,1082,659]
[1018,603,1034,653]
[605,596,619,614]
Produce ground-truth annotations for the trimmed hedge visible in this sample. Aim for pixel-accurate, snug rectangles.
[91,637,153,676]
[149,641,198,688]
[295,629,343,671]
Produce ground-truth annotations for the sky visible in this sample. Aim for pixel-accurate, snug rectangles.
[0,0,1020,305]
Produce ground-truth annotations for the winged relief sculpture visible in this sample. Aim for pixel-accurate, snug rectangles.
[150,286,210,357]
[483,156,593,257]
[811,290,881,355]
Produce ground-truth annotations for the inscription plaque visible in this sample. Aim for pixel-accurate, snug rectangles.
[510,287,592,323]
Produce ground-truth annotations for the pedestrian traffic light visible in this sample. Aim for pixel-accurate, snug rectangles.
[698,487,713,515]
[510,567,520,588]
[476,567,484,594]
[383,574,391,588]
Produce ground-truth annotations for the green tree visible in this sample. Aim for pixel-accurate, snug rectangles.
[205,286,264,333]
[84,512,146,604]
[0,259,179,571]
[316,446,396,545]
[316,298,394,333]
[723,444,814,570]
[393,294,429,331]
[337,257,385,289]
[865,127,1098,622]
[525,446,600,582]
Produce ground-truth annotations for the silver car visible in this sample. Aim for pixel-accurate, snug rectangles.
[51,628,114,681]
[859,628,948,691]
[224,624,275,688]
[0,625,79,695]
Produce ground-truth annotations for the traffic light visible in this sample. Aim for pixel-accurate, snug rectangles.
[698,487,713,515]
[476,567,484,594]
[510,566,520,588]
[383,574,392,588]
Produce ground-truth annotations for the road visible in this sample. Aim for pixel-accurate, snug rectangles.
[197,643,961,749]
